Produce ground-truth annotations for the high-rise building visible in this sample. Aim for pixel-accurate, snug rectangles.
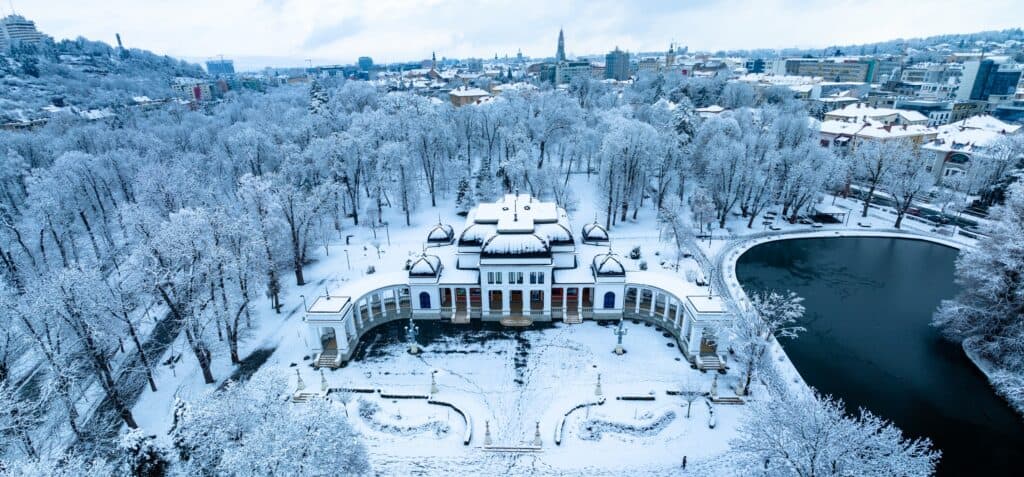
[358,56,373,72]
[555,28,566,62]
[0,14,44,53]
[555,61,592,84]
[605,47,630,81]
[206,59,235,76]
[957,59,1022,101]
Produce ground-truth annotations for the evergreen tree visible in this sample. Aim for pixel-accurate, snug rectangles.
[455,174,473,216]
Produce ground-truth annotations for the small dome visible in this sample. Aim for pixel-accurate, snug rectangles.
[582,222,609,243]
[427,223,454,244]
[481,233,551,258]
[592,253,625,276]
[409,254,442,277]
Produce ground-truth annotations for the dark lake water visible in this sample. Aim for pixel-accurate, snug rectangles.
[736,237,1024,476]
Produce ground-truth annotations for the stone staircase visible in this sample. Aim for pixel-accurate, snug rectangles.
[563,312,582,324]
[500,316,534,327]
[711,396,745,405]
[451,310,471,324]
[291,392,319,403]
[698,354,726,371]
[317,350,339,369]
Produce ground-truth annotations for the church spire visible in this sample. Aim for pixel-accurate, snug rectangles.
[556,28,566,62]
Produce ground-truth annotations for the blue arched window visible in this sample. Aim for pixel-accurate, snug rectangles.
[603,291,615,309]
[419,292,431,309]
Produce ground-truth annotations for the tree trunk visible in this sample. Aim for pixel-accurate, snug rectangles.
[862,183,877,218]
[125,315,157,392]
[157,285,216,384]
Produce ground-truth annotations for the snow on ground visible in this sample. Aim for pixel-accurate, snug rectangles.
[298,320,742,475]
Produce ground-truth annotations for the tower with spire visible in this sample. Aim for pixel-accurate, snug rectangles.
[556,28,566,62]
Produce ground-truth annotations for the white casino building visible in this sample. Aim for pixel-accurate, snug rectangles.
[304,193,733,369]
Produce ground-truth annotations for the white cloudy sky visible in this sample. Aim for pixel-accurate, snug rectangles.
[13,0,1024,70]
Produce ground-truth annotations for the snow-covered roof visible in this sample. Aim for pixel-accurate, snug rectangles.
[581,222,609,242]
[308,295,350,314]
[591,253,625,277]
[458,223,496,246]
[481,233,551,258]
[426,223,454,243]
[409,254,443,277]
[825,104,928,124]
[923,116,1019,155]
[535,222,573,245]
[473,193,559,232]
[819,119,937,141]
[449,87,490,97]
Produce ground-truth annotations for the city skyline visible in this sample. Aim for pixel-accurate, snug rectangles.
[10,0,1024,71]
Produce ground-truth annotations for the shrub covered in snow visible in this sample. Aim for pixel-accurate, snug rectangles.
[578,409,676,441]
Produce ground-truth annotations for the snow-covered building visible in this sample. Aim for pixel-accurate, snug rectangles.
[818,118,938,155]
[305,193,732,369]
[921,115,1022,182]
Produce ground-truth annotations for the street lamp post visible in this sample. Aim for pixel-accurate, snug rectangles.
[406,318,420,355]
[614,320,628,355]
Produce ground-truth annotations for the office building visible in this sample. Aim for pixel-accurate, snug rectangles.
[605,47,630,81]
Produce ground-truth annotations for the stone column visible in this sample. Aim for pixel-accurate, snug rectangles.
[577,288,583,316]
[482,290,490,314]
[633,288,641,315]
[464,287,471,313]
[661,295,670,321]
[543,288,551,314]
[337,323,350,353]
[308,325,323,353]
[502,289,510,316]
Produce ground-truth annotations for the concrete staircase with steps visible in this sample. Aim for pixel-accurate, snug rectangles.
[317,350,339,368]
[291,392,320,403]
[698,354,726,371]
[451,310,471,324]
[563,313,582,324]
[711,396,745,405]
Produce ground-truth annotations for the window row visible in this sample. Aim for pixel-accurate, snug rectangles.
[485,271,545,285]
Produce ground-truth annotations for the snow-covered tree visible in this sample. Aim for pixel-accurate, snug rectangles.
[853,140,906,218]
[731,290,806,396]
[933,183,1024,411]
[882,144,932,228]
[172,370,370,476]
[730,392,939,476]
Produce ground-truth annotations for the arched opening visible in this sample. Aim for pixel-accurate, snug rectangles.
[419,292,431,309]
[603,291,615,309]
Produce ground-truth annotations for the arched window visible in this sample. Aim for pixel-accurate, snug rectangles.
[419,292,431,309]
[603,291,616,309]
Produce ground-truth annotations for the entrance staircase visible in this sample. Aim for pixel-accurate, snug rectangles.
[317,350,339,369]
[563,312,582,324]
[291,392,319,403]
[698,354,726,371]
[451,309,471,324]
[500,316,534,327]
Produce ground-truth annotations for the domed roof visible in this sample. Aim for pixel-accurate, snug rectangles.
[582,222,609,243]
[409,254,442,277]
[458,223,495,246]
[427,223,454,243]
[535,222,574,245]
[591,253,625,276]
[481,233,551,258]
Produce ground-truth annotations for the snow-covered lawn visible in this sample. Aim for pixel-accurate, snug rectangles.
[306,320,743,475]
